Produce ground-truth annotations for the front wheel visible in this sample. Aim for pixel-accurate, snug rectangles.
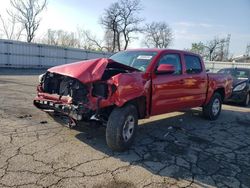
[203,92,222,120]
[106,104,138,151]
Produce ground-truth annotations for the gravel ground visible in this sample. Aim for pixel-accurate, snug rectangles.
[0,71,249,188]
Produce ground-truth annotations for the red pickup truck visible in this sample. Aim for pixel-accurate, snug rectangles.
[34,49,233,151]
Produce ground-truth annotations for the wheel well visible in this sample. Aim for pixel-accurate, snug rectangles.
[214,88,225,101]
[126,96,147,119]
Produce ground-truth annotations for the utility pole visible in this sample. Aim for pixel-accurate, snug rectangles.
[224,34,231,61]
[246,43,250,56]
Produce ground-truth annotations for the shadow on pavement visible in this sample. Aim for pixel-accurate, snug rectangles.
[70,108,249,187]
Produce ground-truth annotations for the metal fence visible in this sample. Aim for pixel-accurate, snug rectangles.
[0,39,112,68]
[205,61,250,73]
[1,39,250,71]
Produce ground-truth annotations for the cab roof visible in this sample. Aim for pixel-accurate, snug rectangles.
[125,48,200,56]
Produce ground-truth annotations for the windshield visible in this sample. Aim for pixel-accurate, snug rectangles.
[218,69,250,79]
[109,51,158,72]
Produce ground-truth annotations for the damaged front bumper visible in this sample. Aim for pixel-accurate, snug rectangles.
[34,97,87,121]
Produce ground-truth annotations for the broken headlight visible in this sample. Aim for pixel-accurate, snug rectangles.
[92,83,109,99]
[38,73,45,83]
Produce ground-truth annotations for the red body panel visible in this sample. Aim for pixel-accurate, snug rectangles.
[205,73,233,105]
[108,72,148,106]
[48,58,138,84]
[48,58,109,84]
[85,73,149,110]
[150,50,209,115]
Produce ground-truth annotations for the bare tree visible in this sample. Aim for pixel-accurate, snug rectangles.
[190,42,205,55]
[43,28,106,51]
[75,27,88,49]
[43,29,78,48]
[0,13,24,40]
[190,35,231,61]
[10,0,47,43]
[203,38,222,61]
[104,29,115,52]
[75,27,107,51]
[143,22,173,48]
[82,30,106,51]
[119,0,143,49]
[101,2,121,52]
[100,0,143,52]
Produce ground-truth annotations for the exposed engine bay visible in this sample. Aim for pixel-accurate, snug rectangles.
[40,66,129,102]
[41,72,89,104]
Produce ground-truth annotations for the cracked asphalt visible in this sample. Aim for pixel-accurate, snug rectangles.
[0,69,250,188]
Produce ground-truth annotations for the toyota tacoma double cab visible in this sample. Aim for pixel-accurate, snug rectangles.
[34,49,233,151]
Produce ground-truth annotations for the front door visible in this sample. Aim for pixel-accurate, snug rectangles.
[151,53,187,115]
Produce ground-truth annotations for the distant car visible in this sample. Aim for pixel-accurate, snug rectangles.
[218,68,250,106]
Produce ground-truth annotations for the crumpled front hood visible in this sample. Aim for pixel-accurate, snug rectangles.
[48,58,139,84]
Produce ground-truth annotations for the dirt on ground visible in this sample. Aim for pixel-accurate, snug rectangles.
[0,70,249,188]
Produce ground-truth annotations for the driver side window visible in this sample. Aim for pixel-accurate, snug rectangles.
[157,54,182,75]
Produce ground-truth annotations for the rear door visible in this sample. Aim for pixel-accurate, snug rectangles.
[151,53,187,115]
[182,54,207,107]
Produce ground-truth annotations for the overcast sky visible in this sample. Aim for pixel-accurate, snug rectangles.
[1,0,250,56]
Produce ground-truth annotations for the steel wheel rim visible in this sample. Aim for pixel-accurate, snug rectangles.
[122,115,135,142]
[212,98,220,116]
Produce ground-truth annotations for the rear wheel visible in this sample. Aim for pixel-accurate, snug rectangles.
[203,92,222,120]
[106,104,138,151]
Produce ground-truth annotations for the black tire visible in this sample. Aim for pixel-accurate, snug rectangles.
[241,93,250,107]
[203,92,222,120]
[106,104,138,151]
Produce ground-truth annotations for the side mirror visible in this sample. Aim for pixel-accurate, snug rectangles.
[156,64,175,74]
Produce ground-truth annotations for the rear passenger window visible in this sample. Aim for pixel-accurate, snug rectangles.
[184,55,202,74]
[157,54,182,75]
